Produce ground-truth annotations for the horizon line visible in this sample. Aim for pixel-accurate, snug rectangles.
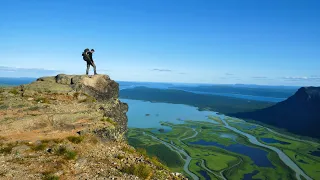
[0,76,303,88]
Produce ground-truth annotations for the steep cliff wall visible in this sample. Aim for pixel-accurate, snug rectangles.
[0,74,185,180]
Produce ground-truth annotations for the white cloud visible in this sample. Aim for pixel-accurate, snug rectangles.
[152,69,172,72]
[282,76,320,81]
[0,66,62,77]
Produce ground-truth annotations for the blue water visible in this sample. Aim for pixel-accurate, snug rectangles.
[260,138,290,145]
[1,78,287,103]
[309,148,320,157]
[243,170,259,180]
[199,170,211,180]
[231,122,258,130]
[118,82,287,103]
[190,140,274,168]
[121,99,216,129]
[120,86,285,102]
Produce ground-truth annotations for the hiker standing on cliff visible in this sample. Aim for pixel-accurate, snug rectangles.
[82,48,97,75]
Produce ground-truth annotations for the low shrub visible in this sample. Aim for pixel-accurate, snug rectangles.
[136,148,147,156]
[101,117,117,126]
[67,136,84,144]
[42,172,59,180]
[0,143,16,154]
[31,143,47,151]
[122,163,152,179]
[9,88,19,95]
[65,150,77,160]
[150,156,168,170]
[122,146,135,154]
[55,146,77,160]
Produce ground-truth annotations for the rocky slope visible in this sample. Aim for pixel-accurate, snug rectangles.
[231,87,320,139]
[0,74,185,180]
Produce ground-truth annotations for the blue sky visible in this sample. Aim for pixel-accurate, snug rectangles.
[1,0,320,86]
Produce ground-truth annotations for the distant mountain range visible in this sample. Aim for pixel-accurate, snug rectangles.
[231,87,320,139]
[120,86,274,114]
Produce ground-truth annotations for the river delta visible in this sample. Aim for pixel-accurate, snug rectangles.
[123,99,320,180]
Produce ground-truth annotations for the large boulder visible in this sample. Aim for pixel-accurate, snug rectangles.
[21,74,128,138]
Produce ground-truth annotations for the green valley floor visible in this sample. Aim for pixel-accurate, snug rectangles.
[127,116,320,180]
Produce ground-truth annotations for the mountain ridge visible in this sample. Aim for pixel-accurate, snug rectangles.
[230,86,320,139]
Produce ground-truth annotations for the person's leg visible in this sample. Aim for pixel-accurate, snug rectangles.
[91,61,97,75]
[86,61,90,75]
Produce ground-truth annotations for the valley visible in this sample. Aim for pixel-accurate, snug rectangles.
[125,100,320,180]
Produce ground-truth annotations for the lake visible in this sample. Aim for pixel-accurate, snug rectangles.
[189,140,274,168]
[309,148,320,157]
[121,99,216,129]
[243,170,259,180]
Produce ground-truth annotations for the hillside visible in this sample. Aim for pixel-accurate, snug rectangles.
[120,87,274,114]
[0,74,184,180]
[231,87,320,139]
[170,85,297,98]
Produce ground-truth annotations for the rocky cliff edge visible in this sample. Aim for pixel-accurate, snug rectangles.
[0,74,185,180]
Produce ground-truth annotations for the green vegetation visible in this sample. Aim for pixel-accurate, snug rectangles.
[121,146,135,154]
[0,104,9,109]
[14,104,25,108]
[127,118,320,180]
[9,88,19,95]
[127,129,184,172]
[122,163,152,179]
[0,143,16,154]
[31,143,47,151]
[64,150,77,160]
[55,146,77,160]
[150,156,168,170]
[101,117,117,126]
[67,136,84,144]
[42,172,59,180]
[225,117,320,179]
[27,106,41,111]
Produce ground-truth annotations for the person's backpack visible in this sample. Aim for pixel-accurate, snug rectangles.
[82,48,90,61]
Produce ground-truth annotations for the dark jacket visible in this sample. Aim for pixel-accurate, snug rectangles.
[87,52,93,61]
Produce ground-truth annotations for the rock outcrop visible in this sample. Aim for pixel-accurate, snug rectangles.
[0,74,185,180]
[22,74,128,140]
[231,86,320,139]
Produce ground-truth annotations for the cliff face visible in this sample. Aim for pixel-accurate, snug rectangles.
[0,74,184,180]
[231,87,320,139]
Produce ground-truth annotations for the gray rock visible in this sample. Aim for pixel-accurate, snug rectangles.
[55,74,72,85]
